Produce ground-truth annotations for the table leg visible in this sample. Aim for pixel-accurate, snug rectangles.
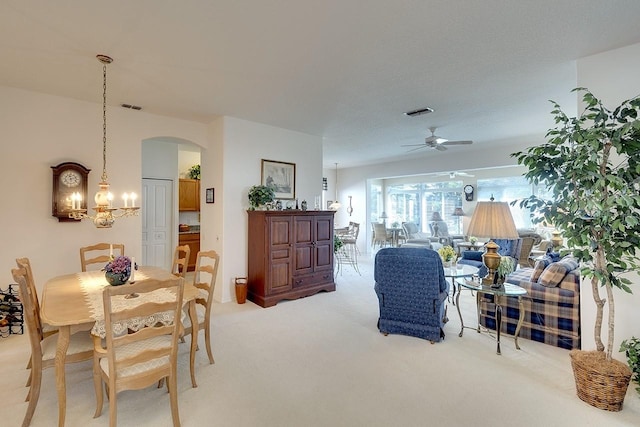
[450,279,457,306]
[55,325,70,427]
[188,300,199,388]
[476,291,481,333]
[514,296,524,350]
[456,284,464,337]
[496,303,502,355]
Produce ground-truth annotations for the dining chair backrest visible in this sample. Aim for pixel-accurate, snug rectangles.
[94,277,183,426]
[373,222,389,238]
[11,267,94,427]
[80,243,125,272]
[171,244,191,277]
[15,257,45,340]
[185,250,220,365]
[12,268,45,360]
[193,250,220,323]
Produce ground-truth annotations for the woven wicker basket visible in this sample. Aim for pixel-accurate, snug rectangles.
[570,350,632,411]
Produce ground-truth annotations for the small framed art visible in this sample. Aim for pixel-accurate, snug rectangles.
[206,188,214,203]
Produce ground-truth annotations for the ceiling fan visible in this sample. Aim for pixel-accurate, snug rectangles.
[402,127,473,152]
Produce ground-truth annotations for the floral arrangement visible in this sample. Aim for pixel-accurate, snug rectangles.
[104,255,131,274]
[496,256,515,282]
[469,236,478,244]
[438,245,456,263]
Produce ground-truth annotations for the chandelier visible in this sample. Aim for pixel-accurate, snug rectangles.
[69,54,139,228]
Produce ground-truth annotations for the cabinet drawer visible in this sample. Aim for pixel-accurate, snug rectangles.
[292,271,334,288]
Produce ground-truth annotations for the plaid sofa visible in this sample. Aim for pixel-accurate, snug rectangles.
[479,267,580,350]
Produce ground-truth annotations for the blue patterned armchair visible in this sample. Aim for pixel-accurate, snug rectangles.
[374,248,449,342]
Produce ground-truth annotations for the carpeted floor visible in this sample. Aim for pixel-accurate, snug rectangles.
[2,254,639,426]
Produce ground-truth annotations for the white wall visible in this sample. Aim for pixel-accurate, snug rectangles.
[577,42,640,355]
[0,86,207,294]
[202,116,324,303]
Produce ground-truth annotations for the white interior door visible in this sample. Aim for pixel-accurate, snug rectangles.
[142,178,173,269]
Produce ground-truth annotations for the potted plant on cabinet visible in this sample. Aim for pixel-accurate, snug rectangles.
[513,88,640,411]
[248,185,275,210]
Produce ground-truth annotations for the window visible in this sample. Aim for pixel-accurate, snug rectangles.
[384,181,463,234]
[477,176,550,229]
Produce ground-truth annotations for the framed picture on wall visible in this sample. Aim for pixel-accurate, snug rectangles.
[206,188,214,203]
[261,159,296,199]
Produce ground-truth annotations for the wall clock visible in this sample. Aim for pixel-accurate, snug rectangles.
[51,162,91,222]
[464,184,474,201]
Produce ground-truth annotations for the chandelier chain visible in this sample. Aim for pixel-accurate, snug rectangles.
[102,62,108,183]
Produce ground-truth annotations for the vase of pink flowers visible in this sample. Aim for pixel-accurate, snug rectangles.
[104,255,132,286]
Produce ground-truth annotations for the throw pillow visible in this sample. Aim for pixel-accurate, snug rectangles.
[530,254,554,282]
[538,256,579,287]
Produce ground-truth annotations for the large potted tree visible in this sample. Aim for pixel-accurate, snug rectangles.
[513,88,640,411]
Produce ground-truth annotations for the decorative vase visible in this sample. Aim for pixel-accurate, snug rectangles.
[105,270,130,286]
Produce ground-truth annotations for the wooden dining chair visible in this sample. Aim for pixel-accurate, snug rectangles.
[15,258,57,340]
[80,243,125,272]
[11,267,94,427]
[92,277,184,427]
[15,258,58,378]
[171,244,191,277]
[182,250,220,365]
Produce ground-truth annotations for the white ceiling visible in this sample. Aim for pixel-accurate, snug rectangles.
[2,1,640,168]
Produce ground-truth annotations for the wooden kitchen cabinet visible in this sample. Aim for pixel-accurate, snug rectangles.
[247,210,335,307]
[179,179,200,211]
[178,232,200,271]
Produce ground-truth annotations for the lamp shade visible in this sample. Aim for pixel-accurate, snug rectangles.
[452,207,464,216]
[466,200,518,239]
[380,211,388,219]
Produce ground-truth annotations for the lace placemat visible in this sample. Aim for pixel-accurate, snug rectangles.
[77,270,178,338]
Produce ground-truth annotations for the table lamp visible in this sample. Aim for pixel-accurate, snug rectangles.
[466,197,518,287]
[380,211,388,226]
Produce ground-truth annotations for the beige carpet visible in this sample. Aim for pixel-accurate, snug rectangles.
[2,255,639,426]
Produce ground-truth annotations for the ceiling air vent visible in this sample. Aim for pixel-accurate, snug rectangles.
[121,103,142,110]
[403,107,434,117]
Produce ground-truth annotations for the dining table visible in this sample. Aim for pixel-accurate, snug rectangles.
[40,266,200,427]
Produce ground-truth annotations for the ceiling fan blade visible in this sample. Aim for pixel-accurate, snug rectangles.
[401,143,428,147]
[435,145,448,151]
[442,140,473,146]
[405,145,428,153]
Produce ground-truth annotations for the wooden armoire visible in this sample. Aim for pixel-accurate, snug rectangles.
[247,210,336,307]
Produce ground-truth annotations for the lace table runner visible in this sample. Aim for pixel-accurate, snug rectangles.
[77,270,178,338]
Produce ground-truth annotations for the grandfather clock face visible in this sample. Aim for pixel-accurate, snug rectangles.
[51,162,91,222]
